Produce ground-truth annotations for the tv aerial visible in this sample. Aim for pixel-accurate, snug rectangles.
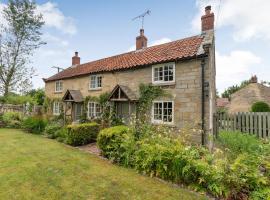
[132,9,151,29]
[52,66,64,73]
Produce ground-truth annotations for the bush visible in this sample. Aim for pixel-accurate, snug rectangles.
[22,116,47,134]
[66,122,99,146]
[251,101,270,112]
[2,112,22,128]
[44,123,62,139]
[97,125,131,163]
[97,124,270,199]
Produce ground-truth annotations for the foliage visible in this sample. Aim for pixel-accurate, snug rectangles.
[44,123,62,139]
[138,83,165,113]
[26,88,45,105]
[0,93,33,104]
[66,122,99,146]
[221,80,249,99]
[217,131,264,157]
[0,0,45,95]
[97,125,135,165]
[22,116,47,134]
[97,124,270,199]
[1,111,22,128]
[251,101,270,112]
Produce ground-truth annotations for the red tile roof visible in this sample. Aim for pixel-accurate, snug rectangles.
[44,35,205,82]
[217,98,230,108]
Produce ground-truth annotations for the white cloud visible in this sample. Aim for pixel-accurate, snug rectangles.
[192,0,270,41]
[0,2,77,35]
[128,37,172,51]
[216,50,261,92]
[43,33,69,47]
[37,2,77,35]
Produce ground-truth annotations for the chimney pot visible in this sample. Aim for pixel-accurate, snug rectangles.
[201,5,214,32]
[72,51,80,65]
[136,29,147,50]
[250,75,258,83]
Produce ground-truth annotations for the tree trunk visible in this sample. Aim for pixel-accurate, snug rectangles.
[3,82,9,97]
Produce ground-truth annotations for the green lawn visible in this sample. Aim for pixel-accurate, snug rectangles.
[0,129,208,200]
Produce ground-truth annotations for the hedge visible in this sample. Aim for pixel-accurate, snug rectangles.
[66,122,99,146]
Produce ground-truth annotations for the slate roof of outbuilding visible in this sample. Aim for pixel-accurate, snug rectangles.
[44,35,205,82]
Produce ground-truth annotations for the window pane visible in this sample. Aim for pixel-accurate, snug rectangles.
[90,76,96,88]
[97,76,102,88]
[154,68,159,81]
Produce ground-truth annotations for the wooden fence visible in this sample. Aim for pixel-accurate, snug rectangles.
[0,104,43,116]
[216,112,270,138]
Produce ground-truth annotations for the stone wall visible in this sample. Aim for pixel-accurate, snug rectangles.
[45,58,213,136]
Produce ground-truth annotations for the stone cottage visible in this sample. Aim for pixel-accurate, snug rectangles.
[226,76,270,113]
[43,6,216,144]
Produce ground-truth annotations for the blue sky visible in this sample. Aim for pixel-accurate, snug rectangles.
[1,0,269,93]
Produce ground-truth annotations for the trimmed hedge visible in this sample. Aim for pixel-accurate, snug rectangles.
[251,101,270,112]
[66,122,99,146]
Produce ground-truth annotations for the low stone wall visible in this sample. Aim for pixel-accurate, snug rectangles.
[0,104,43,115]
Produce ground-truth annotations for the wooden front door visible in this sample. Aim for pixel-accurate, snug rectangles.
[74,103,83,122]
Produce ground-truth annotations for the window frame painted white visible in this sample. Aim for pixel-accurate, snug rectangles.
[152,62,175,85]
[87,101,101,118]
[151,101,174,125]
[89,75,102,90]
[53,101,61,116]
[55,80,63,93]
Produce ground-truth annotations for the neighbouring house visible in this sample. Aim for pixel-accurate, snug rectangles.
[226,76,270,113]
[216,98,229,111]
[43,6,216,144]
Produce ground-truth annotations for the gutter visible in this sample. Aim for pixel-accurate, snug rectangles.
[201,58,205,145]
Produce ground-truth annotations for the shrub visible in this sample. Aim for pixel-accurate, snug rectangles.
[97,125,133,164]
[2,112,22,128]
[225,153,269,199]
[22,116,47,134]
[66,122,99,146]
[44,123,62,139]
[218,131,264,156]
[251,101,270,112]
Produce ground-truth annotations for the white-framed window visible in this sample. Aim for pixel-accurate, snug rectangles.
[89,75,102,90]
[152,62,175,84]
[152,101,174,124]
[53,101,61,115]
[88,101,101,118]
[55,80,63,92]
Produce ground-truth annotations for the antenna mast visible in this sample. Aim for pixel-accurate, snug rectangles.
[52,66,64,73]
[132,9,151,29]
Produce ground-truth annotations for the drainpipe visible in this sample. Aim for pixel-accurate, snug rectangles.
[201,58,205,145]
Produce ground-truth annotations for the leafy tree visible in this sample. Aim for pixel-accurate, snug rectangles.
[26,88,45,105]
[251,101,270,112]
[0,0,45,96]
[221,80,249,99]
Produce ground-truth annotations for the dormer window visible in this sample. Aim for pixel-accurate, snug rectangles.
[89,75,102,90]
[152,62,175,84]
[55,80,63,92]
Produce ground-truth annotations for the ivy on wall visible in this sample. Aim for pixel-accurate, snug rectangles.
[137,83,168,121]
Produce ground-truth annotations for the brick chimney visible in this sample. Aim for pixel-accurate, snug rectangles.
[72,51,80,65]
[250,75,258,83]
[136,29,147,50]
[201,6,214,32]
